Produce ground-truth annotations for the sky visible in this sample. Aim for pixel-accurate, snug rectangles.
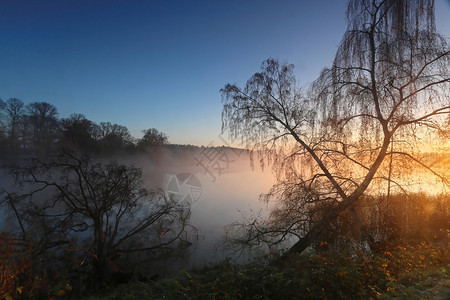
[1,0,450,146]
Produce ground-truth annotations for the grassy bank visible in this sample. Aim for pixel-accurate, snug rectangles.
[87,237,449,299]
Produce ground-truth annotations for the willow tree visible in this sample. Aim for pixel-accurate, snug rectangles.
[221,0,450,254]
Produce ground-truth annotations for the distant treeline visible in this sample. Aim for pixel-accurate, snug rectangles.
[0,97,207,158]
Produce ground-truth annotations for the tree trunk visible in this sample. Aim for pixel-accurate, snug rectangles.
[284,198,377,256]
[93,218,108,284]
[284,193,361,255]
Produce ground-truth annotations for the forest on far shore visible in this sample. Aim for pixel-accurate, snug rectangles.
[0,97,190,158]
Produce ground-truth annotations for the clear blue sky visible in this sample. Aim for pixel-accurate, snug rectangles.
[1,0,450,146]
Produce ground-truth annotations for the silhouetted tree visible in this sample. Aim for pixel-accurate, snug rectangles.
[0,98,6,146]
[17,114,31,150]
[4,98,25,150]
[60,113,98,152]
[5,153,192,284]
[137,128,168,149]
[222,0,449,255]
[26,102,59,153]
[97,122,134,152]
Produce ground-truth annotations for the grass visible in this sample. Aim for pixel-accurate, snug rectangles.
[85,238,449,299]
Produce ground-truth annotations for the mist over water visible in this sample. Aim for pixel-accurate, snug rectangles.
[188,169,276,266]
[109,147,278,268]
[0,148,277,277]
[145,149,277,267]
[1,147,446,276]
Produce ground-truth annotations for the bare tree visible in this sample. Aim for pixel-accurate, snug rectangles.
[5,153,192,282]
[60,113,99,152]
[17,114,31,150]
[221,0,449,255]
[4,98,25,150]
[0,98,5,145]
[26,101,59,152]
[137,128,169,149]
[97,122,134,152]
